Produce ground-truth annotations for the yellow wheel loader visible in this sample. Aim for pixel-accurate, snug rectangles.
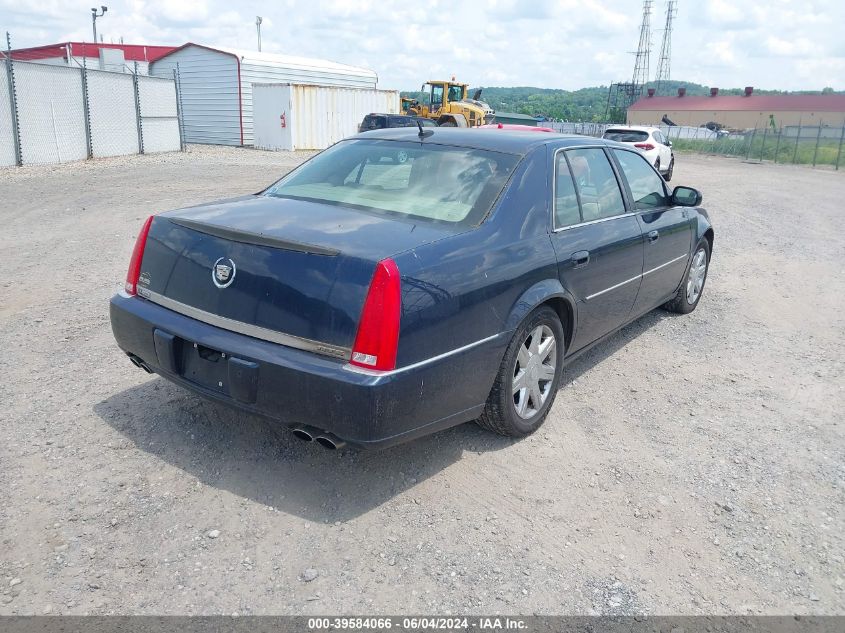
[405,80,494,127]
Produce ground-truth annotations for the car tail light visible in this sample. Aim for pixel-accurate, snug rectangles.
[124,215,154,295]
[350,258,401,371]
[634,143,655,151]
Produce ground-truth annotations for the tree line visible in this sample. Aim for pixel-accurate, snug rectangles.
[400,80,841,123]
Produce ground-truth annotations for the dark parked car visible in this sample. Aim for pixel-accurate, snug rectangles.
[110,129,713,450]
[358,113,437,133]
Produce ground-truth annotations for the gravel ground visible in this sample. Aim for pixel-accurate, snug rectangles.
[0,146,843,616]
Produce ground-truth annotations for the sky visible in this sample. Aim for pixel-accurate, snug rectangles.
[2,0,843,91]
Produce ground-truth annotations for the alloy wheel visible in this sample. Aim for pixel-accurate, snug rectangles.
[686,248,708,305]
[512,325,557,419]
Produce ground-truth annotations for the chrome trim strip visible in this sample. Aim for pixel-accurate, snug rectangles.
[344,333,502,377]
[138,289,351,360]
[585,275,642,301]
[584,253,688,301]
[553,212,637,233]
[642,253,687,276]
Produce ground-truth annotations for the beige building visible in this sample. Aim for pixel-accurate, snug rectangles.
[628,88,845,129]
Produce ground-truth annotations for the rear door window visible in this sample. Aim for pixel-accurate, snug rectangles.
[565,148,626,221]
[612,149,670,209]
[554,153,582,228]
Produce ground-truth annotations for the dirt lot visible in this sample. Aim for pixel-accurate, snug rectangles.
[0,147,843,616]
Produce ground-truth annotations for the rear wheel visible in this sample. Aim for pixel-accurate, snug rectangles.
[654,158,661,173]
[663,239,710,314]
[477,306,564,437]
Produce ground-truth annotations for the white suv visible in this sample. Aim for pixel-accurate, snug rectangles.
[602,125,674,181]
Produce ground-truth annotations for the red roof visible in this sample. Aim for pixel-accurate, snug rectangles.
[630,94,845,112]
[10,42,177,63]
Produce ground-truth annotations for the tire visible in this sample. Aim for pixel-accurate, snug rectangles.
[654,158,661,173]
[477,306,565,437]
[439,120,458,127]
[663,239,710,314]
[664,156,674,182]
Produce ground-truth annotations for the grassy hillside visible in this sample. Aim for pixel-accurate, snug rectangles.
[400,81,842,123]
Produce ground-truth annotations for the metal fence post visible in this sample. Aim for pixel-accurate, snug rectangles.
[835,119,845,171]
[173,62,186,151]
[5,32,23,166]
[132,61,144,154]
[80,59,93,159]
[812,119,823,168]
[792,118,802,164]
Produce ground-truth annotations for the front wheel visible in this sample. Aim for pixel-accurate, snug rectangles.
[439,120,458,127]
[477,306,564,437]
[663,239,710,314]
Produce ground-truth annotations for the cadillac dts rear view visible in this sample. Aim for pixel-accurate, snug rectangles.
[110,129,712,450]
[110,134,522,449]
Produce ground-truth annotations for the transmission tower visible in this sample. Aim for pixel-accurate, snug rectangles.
[631,1,652,96]
[654,1,678,95]
[604,0,655,121]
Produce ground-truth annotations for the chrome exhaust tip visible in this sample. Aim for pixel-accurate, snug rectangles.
[291,426,316,442]
[315,434,346,450]
[128,354,153,373]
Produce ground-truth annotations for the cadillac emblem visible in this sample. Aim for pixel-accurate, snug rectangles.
[212,257,236,288]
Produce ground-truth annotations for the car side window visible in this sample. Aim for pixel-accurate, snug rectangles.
[554,153,582,228]
[612,149,670,210]
[566,148,626,221]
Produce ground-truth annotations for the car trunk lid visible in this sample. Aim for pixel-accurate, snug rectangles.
[136,195,457,356]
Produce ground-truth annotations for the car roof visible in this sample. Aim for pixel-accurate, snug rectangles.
[353,127,616,155]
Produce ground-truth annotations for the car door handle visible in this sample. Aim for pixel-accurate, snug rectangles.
[571,250,590,268]
[647,230,659,243]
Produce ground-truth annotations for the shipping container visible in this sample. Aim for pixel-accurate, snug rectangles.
[149,43,379,146]
[253,84,399,151]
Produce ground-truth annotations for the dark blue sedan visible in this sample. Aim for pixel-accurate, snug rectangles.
[110,128,713,450]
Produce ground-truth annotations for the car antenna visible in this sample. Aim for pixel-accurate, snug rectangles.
[416,120,434,139]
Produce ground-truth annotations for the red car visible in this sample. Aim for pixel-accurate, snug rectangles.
[479,123,556,132]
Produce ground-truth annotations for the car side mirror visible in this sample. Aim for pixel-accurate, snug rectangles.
[667,140,672,147]
[672,186,702,207]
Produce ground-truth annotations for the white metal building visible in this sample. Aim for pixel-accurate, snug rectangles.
[253,84,399,151]
[149,43,379,146]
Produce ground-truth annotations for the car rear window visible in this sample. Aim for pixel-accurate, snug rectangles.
[360,115,386,130]
[603,129,649,142]
[264,139,519,227]
[388,116,415,127]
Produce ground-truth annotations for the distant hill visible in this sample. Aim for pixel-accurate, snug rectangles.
[400,80,842,123]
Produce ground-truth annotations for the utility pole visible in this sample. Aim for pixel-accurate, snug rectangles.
[256,16,263,52]
[654,1,678,96]
[91,6,108,43]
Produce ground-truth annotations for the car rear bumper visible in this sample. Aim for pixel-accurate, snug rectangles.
[109,293,506,449]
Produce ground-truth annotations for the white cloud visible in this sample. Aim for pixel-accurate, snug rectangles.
[2,0,843,90]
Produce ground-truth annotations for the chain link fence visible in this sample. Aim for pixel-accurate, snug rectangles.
[668,122,845,170]
[546,120,844,170]
[1,35,183,167]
